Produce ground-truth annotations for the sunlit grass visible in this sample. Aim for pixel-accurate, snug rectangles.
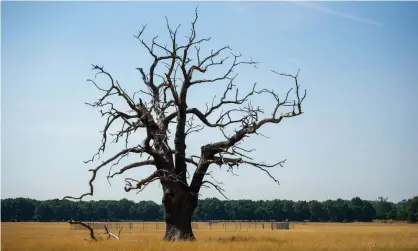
[2,222,417,251]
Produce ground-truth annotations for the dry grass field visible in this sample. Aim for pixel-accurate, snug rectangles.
[1,222,418,251]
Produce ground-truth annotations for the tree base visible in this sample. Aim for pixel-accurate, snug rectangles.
[163,224,196,241]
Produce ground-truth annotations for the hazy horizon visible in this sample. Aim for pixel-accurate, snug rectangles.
[2,1,417,204]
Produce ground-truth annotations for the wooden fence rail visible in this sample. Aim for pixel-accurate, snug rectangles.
[69,221,290,231]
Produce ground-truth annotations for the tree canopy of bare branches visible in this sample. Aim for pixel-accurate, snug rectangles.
[61,8,306,241]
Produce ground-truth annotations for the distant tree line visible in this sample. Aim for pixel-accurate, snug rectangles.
[1,196,417,223]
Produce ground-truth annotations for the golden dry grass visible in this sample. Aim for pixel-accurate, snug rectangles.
[2,222,418,251]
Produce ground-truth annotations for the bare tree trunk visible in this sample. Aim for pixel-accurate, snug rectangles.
[162,183,197,241]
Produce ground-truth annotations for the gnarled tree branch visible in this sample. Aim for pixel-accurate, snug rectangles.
[189,68,306,194]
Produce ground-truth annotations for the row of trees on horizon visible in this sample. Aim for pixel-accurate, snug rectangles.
[1,196,417,223]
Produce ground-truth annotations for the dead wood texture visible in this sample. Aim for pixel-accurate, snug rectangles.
[68,220,123,241]
[62,8,306,241]
[104,224,123,240]
[68,220,97,241]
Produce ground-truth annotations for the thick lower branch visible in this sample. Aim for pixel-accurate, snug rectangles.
[189,156,212,195]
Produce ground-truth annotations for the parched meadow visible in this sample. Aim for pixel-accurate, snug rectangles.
[2,222,417,251]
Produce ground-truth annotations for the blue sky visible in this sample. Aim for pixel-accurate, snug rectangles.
[2,1,417,203]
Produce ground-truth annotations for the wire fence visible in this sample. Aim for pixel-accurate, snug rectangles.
[69,221,291,232]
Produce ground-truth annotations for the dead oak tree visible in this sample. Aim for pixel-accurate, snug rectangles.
[61,8,306,241]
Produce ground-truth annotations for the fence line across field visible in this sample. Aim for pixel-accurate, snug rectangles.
[69,221,291,231]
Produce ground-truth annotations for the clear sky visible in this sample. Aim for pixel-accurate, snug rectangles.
[2,1,418,204]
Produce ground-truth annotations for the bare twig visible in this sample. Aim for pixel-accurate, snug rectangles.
[202,180,228,199]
